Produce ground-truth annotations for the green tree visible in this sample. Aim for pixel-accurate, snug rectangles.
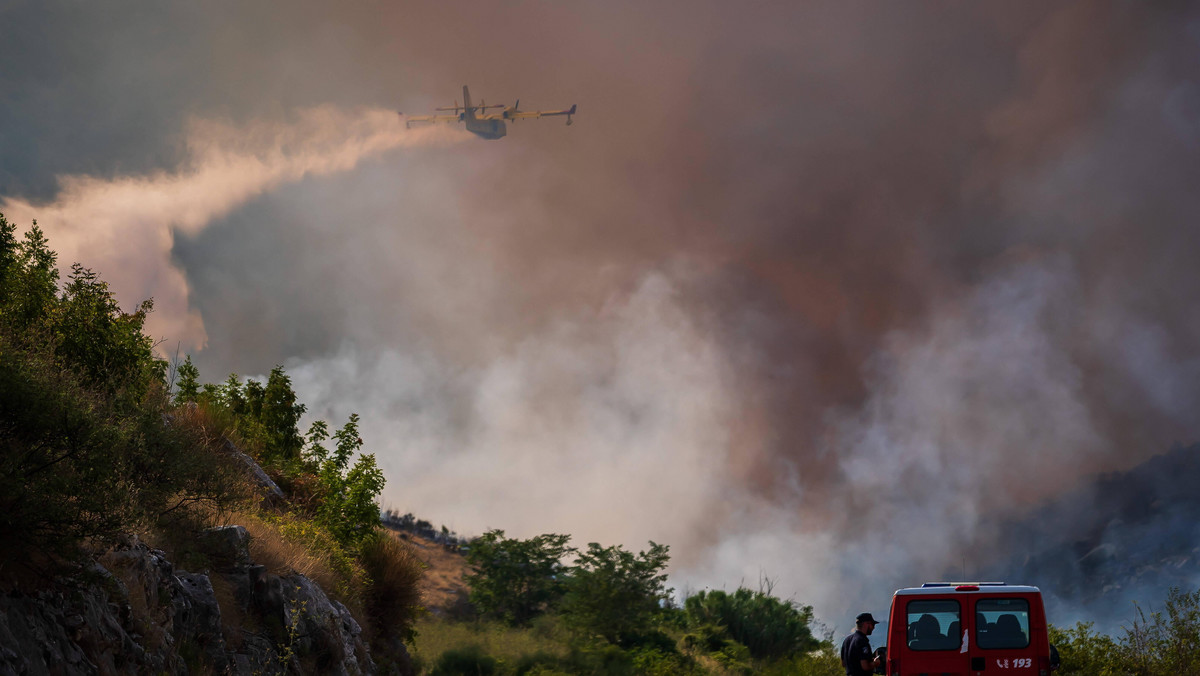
[465,530,575,625]
[0,213,15,293]
[173,355,200,405]
[684,586,820,660]
[52,263,163,398]
[1,221,59,333]
[561,541,672,643]
[244,378,265,419]
[260,365,306,462]
[221,373,246,416]
[314,414,386,547]
[305,419,331,464]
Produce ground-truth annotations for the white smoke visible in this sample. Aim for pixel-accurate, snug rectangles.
[287,269,745,558]
[675,254,1111,621]
[2,107,466,349]
[277,250,1111,624]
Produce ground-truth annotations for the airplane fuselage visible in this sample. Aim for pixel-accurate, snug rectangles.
[404,86,572,139]
[465,116,506,140]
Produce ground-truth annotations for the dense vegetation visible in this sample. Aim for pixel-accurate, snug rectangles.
[0,213,421,663]
[417,529,836,675]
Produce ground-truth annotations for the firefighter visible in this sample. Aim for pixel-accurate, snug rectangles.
[841,612,883,676]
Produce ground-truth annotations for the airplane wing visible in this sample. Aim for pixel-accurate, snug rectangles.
[505,105,576,120]
[402,113,460,128]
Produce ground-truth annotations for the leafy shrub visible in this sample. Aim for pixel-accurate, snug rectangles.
[684,586,819,660]
[1047,622,1122,676]
[512,650,565,675]
[560,643,633,675]
[628,645,701,676]
[309,413,386,548]
[431,644,498,675]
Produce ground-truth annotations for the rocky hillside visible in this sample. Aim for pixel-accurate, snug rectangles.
[0,526,396,675]
[0,215,421,674]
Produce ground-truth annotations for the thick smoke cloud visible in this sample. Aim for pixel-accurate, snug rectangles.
[4,0,1200,625]
[3,110,465,346]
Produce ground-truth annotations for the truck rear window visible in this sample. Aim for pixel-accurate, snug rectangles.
[975,598,1030,649]
[906,599,962,651]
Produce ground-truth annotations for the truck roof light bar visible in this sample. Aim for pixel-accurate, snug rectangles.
[920,581,1007,588]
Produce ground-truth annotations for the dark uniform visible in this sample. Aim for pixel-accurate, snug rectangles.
[840,629,874,676]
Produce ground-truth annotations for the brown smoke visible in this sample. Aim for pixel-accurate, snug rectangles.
[4,0,1200,622]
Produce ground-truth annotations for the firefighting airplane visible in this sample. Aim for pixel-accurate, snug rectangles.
[401,85,576,140]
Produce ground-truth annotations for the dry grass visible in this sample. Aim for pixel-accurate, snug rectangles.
[145,501,366,615]
[238,513,330,579]
[360,529,427,641]
[399,531,472,617]
[232,509,367,611]
[410,616,570,670]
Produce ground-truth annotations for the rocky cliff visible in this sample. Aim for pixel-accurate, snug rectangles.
[0,526,400,675]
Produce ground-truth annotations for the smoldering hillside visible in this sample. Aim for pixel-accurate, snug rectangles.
[4,1,1200,626]
[973,443,1200,633]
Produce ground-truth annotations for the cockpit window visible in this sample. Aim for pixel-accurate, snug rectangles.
[975,598,1031,649]
[906,599,962,651]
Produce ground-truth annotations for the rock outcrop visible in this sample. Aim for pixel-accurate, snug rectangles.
[0,527,394,675]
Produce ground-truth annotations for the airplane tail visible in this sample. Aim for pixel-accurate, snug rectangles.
[462,85,475,120]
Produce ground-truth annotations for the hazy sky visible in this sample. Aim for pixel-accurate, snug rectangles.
[4,0,1200,625]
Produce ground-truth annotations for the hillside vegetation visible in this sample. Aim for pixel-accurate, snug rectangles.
[405,528,841,675]
[0,212,423,668]
[7,209,1200,675]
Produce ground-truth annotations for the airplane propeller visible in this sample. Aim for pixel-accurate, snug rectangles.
[505,99,522,120]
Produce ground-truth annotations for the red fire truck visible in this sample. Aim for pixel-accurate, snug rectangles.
[882,582,1058,676]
